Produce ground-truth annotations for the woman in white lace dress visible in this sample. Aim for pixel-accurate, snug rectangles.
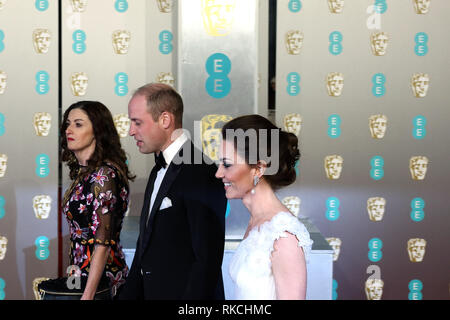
[215,115,313,300]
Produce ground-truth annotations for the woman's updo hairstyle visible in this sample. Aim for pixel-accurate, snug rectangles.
[221,114,300,190]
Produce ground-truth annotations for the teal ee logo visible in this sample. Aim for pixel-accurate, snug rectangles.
[414,32,428,56]
[372,73,386,97]
[159,30,173,54]
[72,30,86,54]
[329,31,343,55]
[35,154,50,178]
[206,53,231,99]
[370,156,384,180]
[408,279,423,300]
[225,201,230,219]
[35,236,50,261]
[0,278,5,300]
[326,197,340,221]
[115,72,128,96]
[115,0,128,12]
[35,71,50,95]
[332,279,338,300]
[368,238,383,262]
[294,160,300,176]
[0,112,5,136]
[410,197,425,222]
[328,114,341,138]
[374,0,387,14]
[0,195,5,220]
[35,0,49,11]
[286,72,300,96]
[288,0,302,13]
[412,115,426,139]
[0,30,5,53]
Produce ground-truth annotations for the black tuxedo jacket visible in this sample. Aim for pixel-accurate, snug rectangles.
[118,141,227,300]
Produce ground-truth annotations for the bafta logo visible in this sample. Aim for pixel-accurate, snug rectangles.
[369,114,387,139]
[326,72,344,97]
[112,30,131,54]
[70,0,88,12]
[285,30,304,55]
[70,72,88,96]
[0,70,6,95]
[371,32,389,56]
[409,156,429,180]
[282,196,301,217]
[365,279,384,300]
[367,197,386,222]
[33,277,50,300]
[201,114,232,161]
[407,238,426,262]
[33,29,51,54]
[156,72,175,87]
[33,195,52,220]
[113,113,131,138]
[0,153,7,178]
[413,0,431,14]
[284,113,302,137]
[411,73,430,98]
[0,0,6,10]
[328,0,344,14]
[326,237,341,261]
[324,155,343,180]
[156,0,173,13]
[33,112,52,137]
[202,0,237,37]
[0,235,7,260]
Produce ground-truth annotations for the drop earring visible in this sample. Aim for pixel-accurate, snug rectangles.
[251,176,260,195]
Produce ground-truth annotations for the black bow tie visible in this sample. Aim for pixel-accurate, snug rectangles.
[154,152,167,170]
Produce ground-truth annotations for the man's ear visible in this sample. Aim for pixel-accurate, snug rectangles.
[159,111,173,130]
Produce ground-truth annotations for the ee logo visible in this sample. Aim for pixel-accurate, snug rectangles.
[206,53,232,99]
[0,195,5,220]
[414,32,428,56]
[326,197,340,221]
[115,0,128,13]
[0,30,4,53]
[294,160,300,176]
[410,197,425,222]
[374,0,387,14]
[412,115,426,140]
[159,30,173,55]
[372,73,386,97]
[288,0,302,13]
[329,31,343,55]
[408,280,423,300]
[332,279,338,300]
[368,238,383,262]
[35,71,50,95]
[0,278,4,300]
[0,112,5,136]
[286,72,300,96]
[72,30,86,54]
[370,156,384,180]
[35,154,50,178]
[115,72,128,96]
[35,236,50,261]
[328,114,341,138]
[225,201,230,219]
[35,0,49,11]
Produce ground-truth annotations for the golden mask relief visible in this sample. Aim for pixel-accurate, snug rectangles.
[369,114,387,139]
[326,72,344,97]
[202,0,236,37]
[112,30,131,55]
[33,29,51,54]
[70,72,88,96]
[0,71,6,95]
[409,156,429,180]
[324,155,343,180]
[201,114,232,161]
[33,112,52,137]
[411,73,430,98]
[407,238,426,262]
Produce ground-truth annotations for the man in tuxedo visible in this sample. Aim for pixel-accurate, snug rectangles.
[118,83,227,300]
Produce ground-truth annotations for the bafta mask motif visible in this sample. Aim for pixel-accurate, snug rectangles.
[33,112,52,137]
[285,30,304,55]
[328,0,344,13]
[0,153,7,178]
[326,237,341,261]
[70,72,88,96]
[113,113,131,138]
[33,29,51,54]
[0,235,7,260]
[112,30,131,54]
[33,195,52,220]
[156,0,173,13]
[326,72,344,97]
[33,277,50,300]
[407,238,426,262]
[284,113,303,137]
[282,196,301,217]
[413,0,431,14]
[369,114,388,139]
[201,114,233,161]
[0,0,7,10]
[411,73,430,98]
[70,0,88,12]
[409,156,429,180]
[365,279,384,300]
[371,32,389,56]
[156,72,175,86]
[367,197,386,222]
[324,155,343,180]
[0,71,6,95]
[202,0,237,37]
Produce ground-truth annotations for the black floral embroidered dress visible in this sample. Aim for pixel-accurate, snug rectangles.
[63,162,129,296]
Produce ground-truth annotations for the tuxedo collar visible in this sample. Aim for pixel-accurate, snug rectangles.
[160,131,188,168]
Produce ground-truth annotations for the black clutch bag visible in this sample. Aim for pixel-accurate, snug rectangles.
[37,276,111,300]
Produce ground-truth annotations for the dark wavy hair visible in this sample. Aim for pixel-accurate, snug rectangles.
[221,114,300,190]
[61,101,135,182]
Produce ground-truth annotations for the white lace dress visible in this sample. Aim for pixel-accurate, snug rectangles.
[229,211,313,300]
